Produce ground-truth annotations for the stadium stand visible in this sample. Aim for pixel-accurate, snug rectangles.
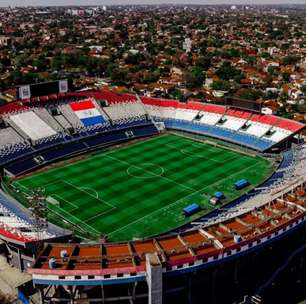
[243,122,271,137]
[141,96,304,151]
[9,111,57,142]
[103,101,147,123]
[0,127,27,149]
[0,188,59,245]
[175,109,198,121]
[53,114,73,130]
[33,108,63,133]
[58,104,83,129]
[0,89,305,295]
[0,89,303,168]
[264,127,292,142]
[199,111,223,125]
[69,100,108,127]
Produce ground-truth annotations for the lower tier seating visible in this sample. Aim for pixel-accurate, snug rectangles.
[4,123,159,176]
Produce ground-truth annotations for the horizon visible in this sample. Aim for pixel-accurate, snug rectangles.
[0,0,306,8]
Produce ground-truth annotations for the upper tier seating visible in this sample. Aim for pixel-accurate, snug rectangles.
[0,191,56,243]
[69,99,108,127]
[264,127,292,143]
[103,102,147,123]
[33,108,63,132]
[59,104,83,129]
[9,111,57,142]
[225,109,252,120]
[0,127,31,164]
[199,112,223,125]
[175,109,198,121]
[275,119,304,132]
[53,114,73,130]
[165,119,273,151]
[0,90,303,166]
[250,114,279,125]
[221,115,246,131]
[243,122,271,137]
[140,96,304,151]
[81,90,138,105]
[144,105,164,119]
[0,127,27,149]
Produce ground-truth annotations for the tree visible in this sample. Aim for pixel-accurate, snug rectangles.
[169,89,185,102]
[259,52,271,59]
[238,89,262,101]
[211,80,231,91]
[184,67,205,89]
[267,66,278,76]
[283,55,299,65]
[223,48,240,59]
[282,72,290,83]
[125,52,144,65]
[216,61,243,81]
[195,56,211,70]
[264,90,278,100]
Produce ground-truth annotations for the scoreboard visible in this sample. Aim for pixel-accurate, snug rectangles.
[225,97,262,113]
[18,80,71,100]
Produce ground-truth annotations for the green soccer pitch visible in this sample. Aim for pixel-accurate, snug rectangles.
[11,133,274,241]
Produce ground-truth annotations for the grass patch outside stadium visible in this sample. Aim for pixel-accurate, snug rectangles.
[9,133,275,241]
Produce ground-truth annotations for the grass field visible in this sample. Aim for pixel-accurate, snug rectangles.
[12,133,274,241]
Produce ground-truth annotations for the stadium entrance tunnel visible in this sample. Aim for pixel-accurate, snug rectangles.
[127,163,164,179]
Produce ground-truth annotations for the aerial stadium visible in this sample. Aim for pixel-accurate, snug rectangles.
[0,80,305,303]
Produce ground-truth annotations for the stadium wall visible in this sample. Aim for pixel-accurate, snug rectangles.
[29,217,306,304]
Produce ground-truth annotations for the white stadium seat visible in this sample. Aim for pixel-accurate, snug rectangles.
[9,111,57,141]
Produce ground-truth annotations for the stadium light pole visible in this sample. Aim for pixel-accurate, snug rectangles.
[27,188,48,247]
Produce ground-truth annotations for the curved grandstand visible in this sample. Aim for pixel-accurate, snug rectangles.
[0,89,305,303]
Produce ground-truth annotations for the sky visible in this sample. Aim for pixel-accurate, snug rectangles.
[0,0,305,7]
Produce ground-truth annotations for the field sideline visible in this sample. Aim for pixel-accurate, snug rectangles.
[12,134,274,241]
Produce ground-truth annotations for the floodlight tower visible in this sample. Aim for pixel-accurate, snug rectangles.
[27,188,48,242]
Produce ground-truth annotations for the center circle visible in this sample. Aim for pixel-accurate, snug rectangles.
[127,163,164,179]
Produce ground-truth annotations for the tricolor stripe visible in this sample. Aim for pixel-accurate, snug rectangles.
[70,100,105,127]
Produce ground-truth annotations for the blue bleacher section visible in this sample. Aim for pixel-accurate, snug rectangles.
[40,142,86,161]
[163,119,274,151]
[0,146,33,165]
[5,159,39,176]
[80,116,105,127]
[3,123,159,176]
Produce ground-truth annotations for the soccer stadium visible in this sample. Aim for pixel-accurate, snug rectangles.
[0,82,305,303]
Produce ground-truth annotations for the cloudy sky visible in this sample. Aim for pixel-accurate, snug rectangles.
[0,0,304,6]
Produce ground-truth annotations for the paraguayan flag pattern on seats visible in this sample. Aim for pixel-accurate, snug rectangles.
[69,100,105,127]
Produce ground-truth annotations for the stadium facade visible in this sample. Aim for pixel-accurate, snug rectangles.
[0,88,305,303]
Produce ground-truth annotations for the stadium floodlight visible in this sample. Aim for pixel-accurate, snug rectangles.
[25,188,48,242]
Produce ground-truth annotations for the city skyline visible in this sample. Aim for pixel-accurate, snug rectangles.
[0,0,306,7]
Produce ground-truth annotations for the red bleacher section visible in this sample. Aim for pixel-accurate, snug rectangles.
[276,119,303,132]
[1,89,304,134]
[0,102,29,115]
[226,109,252,120]
[141,96,179,108]
[0,225,32,244]
[250,114,279,126]
[76,90,138,104]
[69,100,95,111]
[141,96,304,133]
